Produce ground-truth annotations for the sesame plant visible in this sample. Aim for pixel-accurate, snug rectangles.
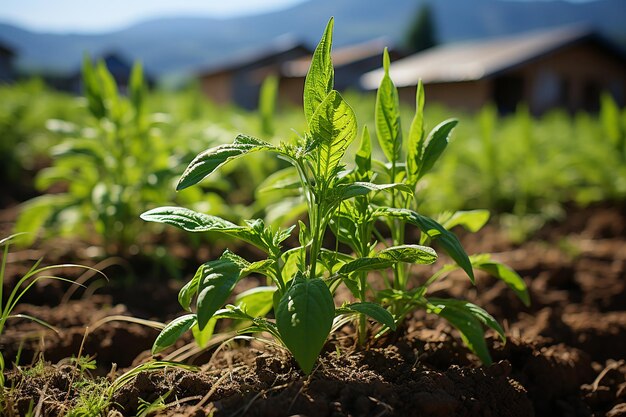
[325,50,530,362]
[144,18,527,372]
[144,18,404,374]
[14,56,190,256]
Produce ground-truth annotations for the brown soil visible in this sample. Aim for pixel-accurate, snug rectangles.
[1,203,626,417]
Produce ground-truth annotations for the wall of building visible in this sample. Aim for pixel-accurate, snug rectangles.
[200,72,233,105]
[399,80,492,113]
[517,41,626,113]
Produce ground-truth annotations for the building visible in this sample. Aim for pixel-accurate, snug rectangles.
[360,26,626,114]
[197,36,312,110]
[0,40,16,82]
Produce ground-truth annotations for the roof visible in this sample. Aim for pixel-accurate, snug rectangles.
[360,26,626,90]
[197,35,312,77]
[281,38,393,78]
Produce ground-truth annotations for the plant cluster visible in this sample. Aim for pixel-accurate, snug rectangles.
[14,57,191,255]
[144,19,529,373]
[0,234,96,388]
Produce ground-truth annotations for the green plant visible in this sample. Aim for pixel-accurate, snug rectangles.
[319,50,530,361]
[14,57,187,255]
[0,234,96,387]
[144,18,400,374]
[144,18,527,372]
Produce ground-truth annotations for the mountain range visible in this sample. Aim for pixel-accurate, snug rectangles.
[0,0,624,80]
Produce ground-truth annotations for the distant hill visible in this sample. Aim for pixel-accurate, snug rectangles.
[0,0,624,80]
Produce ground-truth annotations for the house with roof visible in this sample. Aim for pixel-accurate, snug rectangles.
[197,36,312,110]
[0,40,17,82]
[360,26,626,114]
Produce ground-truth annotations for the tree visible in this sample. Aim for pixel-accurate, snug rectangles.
[405,3,438,54]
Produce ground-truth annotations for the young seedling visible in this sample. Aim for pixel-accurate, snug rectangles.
[144,18,403,374]
[14,57,186,259]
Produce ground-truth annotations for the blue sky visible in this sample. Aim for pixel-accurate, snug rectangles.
[0,0,308,33]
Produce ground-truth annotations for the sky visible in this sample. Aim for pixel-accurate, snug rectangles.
[0,0,308,33]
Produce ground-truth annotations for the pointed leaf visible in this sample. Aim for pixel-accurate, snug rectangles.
[129,61,145,117]
[141,206,239,231]
[332,182,411,202]
[473,257,530,307]
[196,256,243,329]
[418,119,457,179]
[339,244,437,274]
[309,90,357,180]
[407,79,425,185]
[152,314,197,354]
[427,302,492,365]
[178,266,203,311]
[81,54,105,119]
[177,134,274,190]
[192,318,217,349]
[375,48,402,163]
[304,17,334,124]
[141,206,270,252]
[345,302,396,330]
[236,286,276,317]
[429,298,505,342]
[441,210,490,232]
[276,275,334,374]
[374,207,474,283]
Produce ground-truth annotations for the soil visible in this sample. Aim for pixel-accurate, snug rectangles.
[1,202,626,417]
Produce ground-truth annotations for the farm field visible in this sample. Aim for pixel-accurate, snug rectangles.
[1,20,626,417]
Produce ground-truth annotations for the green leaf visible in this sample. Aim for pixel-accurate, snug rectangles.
[257,167,301,194]
[332,182,411,202]
[177,135,274,190]
[309,90,357,180]
[96,60,120,118]
[338,244,437,274]
[304,17,334,124]
[276,275,334,374]
[236,286,276,317]
[429,298,505,341]
[213,305,255,321]
[141,206,239,231]
[140,206,270,253]
[344,302,396,330]
[441,210,490,232]
[14,194,74,246]
[427,301,492,365]
[374,207,474,283]
[196,255,243,329]
[418,119,457,179]
[375,48,402,164]
[192,318,217,349]
[81,54,105,119]
[428,299,505,364]
[473,257,530,306]
[129,61,145,117]
[178,266,203,311]
[318,248,353,273]
[355,126,372,179]
[407,79,425,185]
[152,314,197,354]
[259,74,278,135]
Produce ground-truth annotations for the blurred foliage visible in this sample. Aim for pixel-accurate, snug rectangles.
[2,72,624,252]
